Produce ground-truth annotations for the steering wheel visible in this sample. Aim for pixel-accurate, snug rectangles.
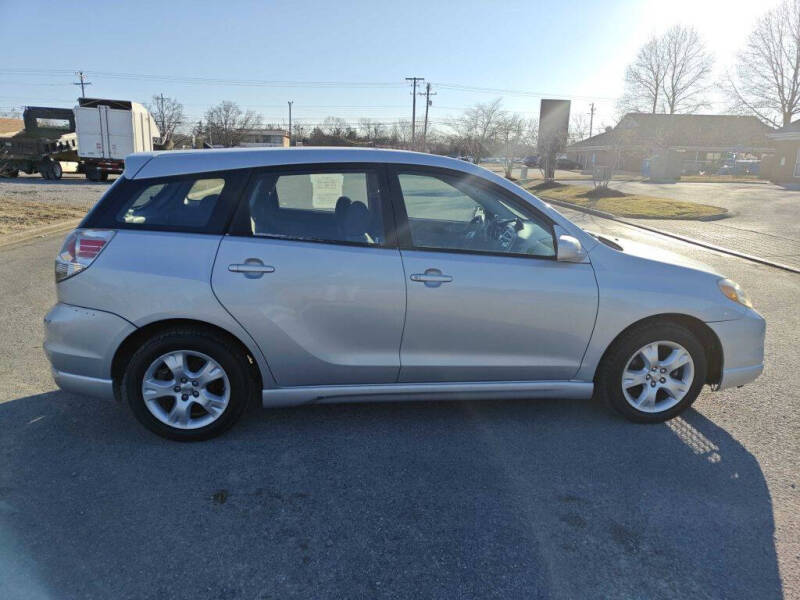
[464,206,486,247]
[486,216,522,251]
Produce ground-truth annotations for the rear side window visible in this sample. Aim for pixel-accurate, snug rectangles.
[83,171,247,234]
[237,169,386,246]
[117,177,226,227]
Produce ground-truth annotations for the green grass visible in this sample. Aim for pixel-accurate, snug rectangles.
[678,174,764,184]
[527,182,726,219]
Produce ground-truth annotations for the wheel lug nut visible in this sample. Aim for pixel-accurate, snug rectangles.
[650,381,656,387]
[192,391,199,397]
[180,377,187,383]
[660,368,666,373]
[173,385,181,392]
[660,377,666,383]
[181,393,188,400]
[645,374,651,380]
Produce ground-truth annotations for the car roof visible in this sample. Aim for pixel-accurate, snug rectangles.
[125,147,488,180]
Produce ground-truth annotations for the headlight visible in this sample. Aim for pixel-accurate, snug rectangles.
[718,278,753,308]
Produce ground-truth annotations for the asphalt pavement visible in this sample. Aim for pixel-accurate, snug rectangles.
[559,178,800,270]
[0,220,797,599]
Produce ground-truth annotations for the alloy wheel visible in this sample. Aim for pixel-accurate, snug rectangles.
[621,340,695,413]
[141,350,230,430]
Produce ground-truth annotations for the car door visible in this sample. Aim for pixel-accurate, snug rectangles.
[212,164,406,387]
[390,167,598,383]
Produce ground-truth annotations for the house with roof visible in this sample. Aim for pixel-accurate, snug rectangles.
[566,113,773,177]
[761,121,800,183]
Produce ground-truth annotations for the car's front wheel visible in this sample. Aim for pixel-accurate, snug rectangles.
[122,327,252,440]
[596,321,707,423]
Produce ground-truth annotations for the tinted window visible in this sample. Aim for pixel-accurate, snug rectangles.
[245,170,385,245]
[397,171,555,257]
[116,177,226,228]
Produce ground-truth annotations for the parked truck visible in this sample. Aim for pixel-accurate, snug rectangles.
[0,98,160,181]
[74,98,160,181]
[0,107,78,179]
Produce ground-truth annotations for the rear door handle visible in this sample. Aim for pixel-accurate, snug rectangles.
[410,268,453,287]
[228,261,275,278]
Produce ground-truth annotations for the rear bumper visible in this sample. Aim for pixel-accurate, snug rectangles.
[44,302,134,400]
[708,310,766,390]
[51,369,115,400]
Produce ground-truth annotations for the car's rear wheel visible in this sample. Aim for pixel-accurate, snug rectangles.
[596,321,707,423]
[122,328,252,440]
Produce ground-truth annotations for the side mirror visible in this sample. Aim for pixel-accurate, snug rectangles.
[556,234,587,263]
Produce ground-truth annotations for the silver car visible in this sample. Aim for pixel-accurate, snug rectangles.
[44,148,765,440]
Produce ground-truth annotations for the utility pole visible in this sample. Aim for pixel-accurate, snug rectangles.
[405,76,424,147]
[418,82,436,151]
[73,71,91,98]
[588,102,595,138]
[287,100,293,146]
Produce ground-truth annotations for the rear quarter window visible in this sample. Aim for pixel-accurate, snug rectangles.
[83,170,247,234]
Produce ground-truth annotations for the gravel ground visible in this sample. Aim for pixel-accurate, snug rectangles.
[0,174,115,235]
[0,218,797,599]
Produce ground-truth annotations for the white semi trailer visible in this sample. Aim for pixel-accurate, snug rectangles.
[74,98,160,181]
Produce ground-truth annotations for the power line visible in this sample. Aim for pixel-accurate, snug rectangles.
[0,68,405,89]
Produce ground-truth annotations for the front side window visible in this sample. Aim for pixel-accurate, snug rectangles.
[116,177,226,228]
[245,170,385,245]
[397,171,555,257]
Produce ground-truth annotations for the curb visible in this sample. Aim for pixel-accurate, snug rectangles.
[541,196,800,275]
[0,219,80,250]
[540,196,728,222]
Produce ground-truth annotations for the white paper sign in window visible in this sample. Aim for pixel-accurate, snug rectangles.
[310,174,344,209]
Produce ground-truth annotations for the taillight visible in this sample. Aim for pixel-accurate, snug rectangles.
[55,229,115,282]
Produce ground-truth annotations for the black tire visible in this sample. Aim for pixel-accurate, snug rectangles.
[1,168,18,178]
[86,166,100,181]
[39,161,53,179]
[50,161,63,180]
[595,321,707,423]
[98,171,109,182]
[121,327,254,441]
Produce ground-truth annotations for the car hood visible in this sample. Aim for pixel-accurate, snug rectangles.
[592,233,724,278]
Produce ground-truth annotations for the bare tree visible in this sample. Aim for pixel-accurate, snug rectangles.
[568,113,589,144]
[620,25,712,114]
[147,94,184,148]
[522,117,538,150]
[322,116,350,138]
[292,123,308,143]
[662,25,713,113]
[496,112,525,177]
[358,118,387,144]
[449,98,504,162]
[391,119,413,148]
[620,36,666,114]
[726,0,800,127]
[202,101,262,147]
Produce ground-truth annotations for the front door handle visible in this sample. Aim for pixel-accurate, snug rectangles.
[410,268,453,287]
[228,260,275,278]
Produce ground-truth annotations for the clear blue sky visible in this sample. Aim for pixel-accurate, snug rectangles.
[0,0,777,132]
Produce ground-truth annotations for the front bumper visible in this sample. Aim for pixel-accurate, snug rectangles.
[708,310,766,390]
[44,303,135,400]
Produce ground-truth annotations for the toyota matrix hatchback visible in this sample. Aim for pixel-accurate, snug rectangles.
[44,148,765,440]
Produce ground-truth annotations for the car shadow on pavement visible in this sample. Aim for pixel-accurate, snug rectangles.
[0,391,783,599]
